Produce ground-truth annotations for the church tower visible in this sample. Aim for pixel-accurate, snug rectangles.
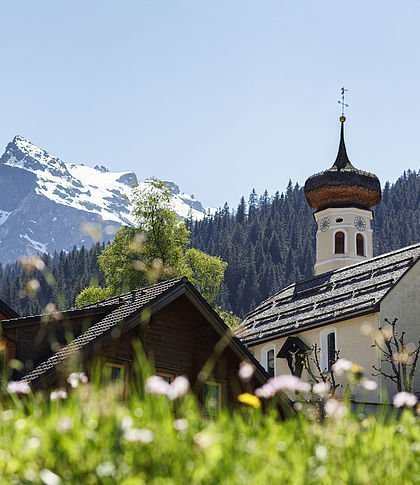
[304,100,381,275]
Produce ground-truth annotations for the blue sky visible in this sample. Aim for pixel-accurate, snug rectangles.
[1,1,419,208]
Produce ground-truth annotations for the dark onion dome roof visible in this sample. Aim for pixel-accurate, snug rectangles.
[304,117,381,211]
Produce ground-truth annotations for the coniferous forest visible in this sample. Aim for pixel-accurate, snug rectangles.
[1,170,418,317]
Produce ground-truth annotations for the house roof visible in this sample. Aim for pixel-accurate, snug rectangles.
[0,298,19,319]
[236,243,420,345]
[12,277,266,385]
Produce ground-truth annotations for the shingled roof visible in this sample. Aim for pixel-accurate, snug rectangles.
[14,278,183,384]
[7,277,266,386]
[236,243,420,345]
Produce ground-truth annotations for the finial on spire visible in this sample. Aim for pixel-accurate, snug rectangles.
[338,87,348,121]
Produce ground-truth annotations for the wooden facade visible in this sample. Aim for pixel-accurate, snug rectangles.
[1,279,269,412]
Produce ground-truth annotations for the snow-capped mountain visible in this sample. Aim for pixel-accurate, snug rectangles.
[0,135,209,263]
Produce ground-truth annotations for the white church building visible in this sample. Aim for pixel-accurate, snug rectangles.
[237,115,420,405]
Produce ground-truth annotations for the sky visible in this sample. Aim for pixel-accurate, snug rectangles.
[1,1,419,209]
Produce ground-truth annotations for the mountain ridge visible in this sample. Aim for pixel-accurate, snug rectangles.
[0,135,210,263]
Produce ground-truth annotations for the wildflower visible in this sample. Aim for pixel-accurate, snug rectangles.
[331,359,353,376]
[173,418,189,432]
[361,379,378,391]
[50,389,67,401]
[312,382,330,397]
[237,393,261,408]
[7,380,30,395]
[167,376,190,400]
[238,362,254,382]
[66,372,88,388]
[121,416,133,431]
[194,431,215,450]
[393,392,418,408]
[123,428,154,443]
[57,417,73,433]
[256,375,310,398]
[350,363,364,381]
[40,469,61,485]
[145,376,171,395]
[96,462,115,477]
[324,398,347,419]
[20,256,45,272]
[315,445,328,461]
[27,437,41,449]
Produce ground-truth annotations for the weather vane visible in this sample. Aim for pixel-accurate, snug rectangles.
[338,87,348,120]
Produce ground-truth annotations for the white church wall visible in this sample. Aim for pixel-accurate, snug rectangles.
[380,259,420,398]
[248,312,382,403]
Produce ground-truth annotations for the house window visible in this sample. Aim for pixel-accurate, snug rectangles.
[156,371,174,383]
[102,362,126,384]
[356,233,365,256]
[262,346,275,377]
[334,231,345,254]
[203,381,222,417]
[320,329,337,372]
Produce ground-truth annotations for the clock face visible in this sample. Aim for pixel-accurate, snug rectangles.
[319,217,330,232]
[354,216,366,231]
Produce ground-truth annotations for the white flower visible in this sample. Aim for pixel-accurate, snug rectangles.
[66,372,88,388]
[7,381,31,395]
[50,389,67,401]
[361,379,378,391]
[331,359,353,376]
[121,416,133,431]
[315,445,328,461]
[238,362,254,382]
[27,437,41,449]
[123,428,154,443]
[393,392,418,408]
[145,376,170,395]
[57,417,73,433]
[324,399,347,419]
[40,469,61,485]
[167,376,190,400]
[96,461,115,477]
[313,382,330,397]
[173,418,188,432]
[255,375,310,398]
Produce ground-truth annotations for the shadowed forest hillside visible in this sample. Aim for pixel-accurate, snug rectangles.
[1,170,418,317]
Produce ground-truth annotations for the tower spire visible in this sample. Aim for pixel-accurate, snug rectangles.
[334,87,351,170]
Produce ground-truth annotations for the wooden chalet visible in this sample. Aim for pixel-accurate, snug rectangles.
[1,277,272,413]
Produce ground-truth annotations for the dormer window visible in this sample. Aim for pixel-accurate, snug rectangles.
[356,233,365,256]
[334,231,345,254]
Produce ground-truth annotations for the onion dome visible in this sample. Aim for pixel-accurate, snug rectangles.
[304,117,381,211]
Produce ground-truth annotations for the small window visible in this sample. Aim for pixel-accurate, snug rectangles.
[203,381,222,417]
[356,234,365,256]
[156,371,174,383]
[267,349,275,377]
[320,329,337,372]
[335,231,345,254]
[335,217,343,223]
[327,332,336,371]
[102,362,126,384]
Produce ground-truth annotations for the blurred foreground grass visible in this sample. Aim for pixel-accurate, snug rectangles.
[0,380,418,485]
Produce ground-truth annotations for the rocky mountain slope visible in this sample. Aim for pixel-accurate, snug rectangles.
[0,135,209,263]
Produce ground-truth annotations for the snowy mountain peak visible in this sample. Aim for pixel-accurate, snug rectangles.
[0,136,211,263]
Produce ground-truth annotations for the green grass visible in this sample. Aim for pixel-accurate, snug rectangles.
[0,382,418,484]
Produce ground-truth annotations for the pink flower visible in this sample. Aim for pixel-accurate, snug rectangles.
[393,392,418,408]
[167,376,190,400]
[361,379,378,391]
[145,376,170,395]
[7,381,31,395]
[50,389,68,401]
[255,375,310,398]
[331,359,353,376]
[313,382,330,397]
[66,372,88,388]
[238,362,254,382]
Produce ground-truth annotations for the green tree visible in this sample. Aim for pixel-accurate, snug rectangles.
[178,248,227,304]
[76,179,228,307]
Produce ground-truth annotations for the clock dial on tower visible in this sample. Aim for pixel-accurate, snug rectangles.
[320,217,330,232]
[354,216,366,231]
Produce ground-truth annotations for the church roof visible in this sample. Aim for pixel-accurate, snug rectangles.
[236,243,420,345]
